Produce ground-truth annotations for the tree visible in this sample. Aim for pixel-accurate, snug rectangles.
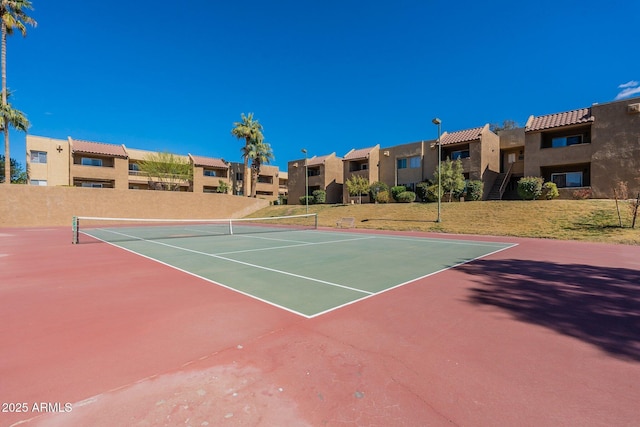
[216,179,229,194]
[368,181,389,203]
[138,152,193,191]
[231,113,263,197]
[242,139,274,198]
[490,119,519,133]
[434,158,465,202]
[345,175,369,204]
[0,154,26,183]
[2,0,36,184]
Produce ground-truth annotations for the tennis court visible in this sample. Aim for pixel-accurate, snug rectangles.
[75,214,516,317]
[3,223,640,426]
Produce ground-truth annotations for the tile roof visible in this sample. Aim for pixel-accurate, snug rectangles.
[526,108,594,132]
[343,146,376,160]
[190,155,227,168]
[440,127,484,146]
[70,138,128,158]
[126,147,189,162]
[307,154,335,166]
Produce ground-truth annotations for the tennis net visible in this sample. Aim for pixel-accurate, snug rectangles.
[72,213,318,244]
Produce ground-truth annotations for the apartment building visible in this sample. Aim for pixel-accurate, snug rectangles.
[27,96,639,204]
[521,97,640,198]
[288,96,640,203]
[342,145,380,203]
[190,154,230,193]
[26,135,283,200]
[287,153,343,204]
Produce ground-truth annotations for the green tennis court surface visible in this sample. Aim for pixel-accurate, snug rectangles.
[81,225,515,317]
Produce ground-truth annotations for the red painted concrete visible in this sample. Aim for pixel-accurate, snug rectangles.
[1,227,639,426]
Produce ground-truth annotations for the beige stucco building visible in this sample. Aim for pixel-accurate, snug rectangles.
[342,146,380,203]
[27,96,640,204]
[288,153,344,204]
[26,136,284,201]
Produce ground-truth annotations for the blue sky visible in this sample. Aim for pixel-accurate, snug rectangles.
[7,0,639,169]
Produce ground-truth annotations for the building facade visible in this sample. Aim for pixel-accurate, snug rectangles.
[27,96,640,204]
[26,136,284,201]
[288,153,344,204]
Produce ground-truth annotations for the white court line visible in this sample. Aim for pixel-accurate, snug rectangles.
[94,228,374,296]
[81,231,311,317]
[216,235,376,256]
[309,242,518,318]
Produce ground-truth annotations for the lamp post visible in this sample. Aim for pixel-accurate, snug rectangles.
[432,118,442,223]
[301,148,308,213]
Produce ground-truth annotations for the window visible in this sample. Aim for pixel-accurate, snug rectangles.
[81,157,102,167]
[204,169,217,177]
[401,182,416,191]
[30,151,47,164]
[542,131,589,148]
[129,163,140,171]
[236,172,243,181]
[399,157,420,169]
[551,135,582,148]
[81,182,104,188]
[451,150,470,160]
[30,179,47,186]
[307,168,320,177]
[551,172,582,188]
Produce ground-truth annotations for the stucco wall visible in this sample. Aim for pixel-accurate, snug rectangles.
[0,186,270,227]
[591,98,640,198]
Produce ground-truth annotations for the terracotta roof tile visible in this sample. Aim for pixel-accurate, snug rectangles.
[307,153,341,166]
[71,138,128,158]
[440,127,484,146]
[526,108,594,132]
[190,155,227,168]
[343,146,376,160]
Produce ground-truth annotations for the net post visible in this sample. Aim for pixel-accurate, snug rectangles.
[314,213,318,229]
[229,219,234,235]
[72,216,79,244]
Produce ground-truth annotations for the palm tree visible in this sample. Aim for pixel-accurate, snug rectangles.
[231,112,263,196]
[246,140,274,198]
[2,0,36,184]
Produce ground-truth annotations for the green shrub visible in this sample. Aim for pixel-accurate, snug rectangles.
[517,176,544,200]
[299,195,314,205]
[424,184,443,203]
[396,191,416,203]
[541,182,559,200]
[391,185,406,202]
[369,181,389,202]
[376,190,390,203]
[312,189,326,204]
[465,180,483,201]
[415,182,430,202]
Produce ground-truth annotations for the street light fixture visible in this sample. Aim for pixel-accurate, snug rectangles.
[432,118,442,223]
[301,148,308,213]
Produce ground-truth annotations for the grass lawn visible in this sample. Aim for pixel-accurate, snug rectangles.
[249,199,640,245]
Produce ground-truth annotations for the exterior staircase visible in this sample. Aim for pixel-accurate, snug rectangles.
[486,163,513,201]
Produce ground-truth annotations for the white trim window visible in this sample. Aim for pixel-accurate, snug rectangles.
[30,151,47,164]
